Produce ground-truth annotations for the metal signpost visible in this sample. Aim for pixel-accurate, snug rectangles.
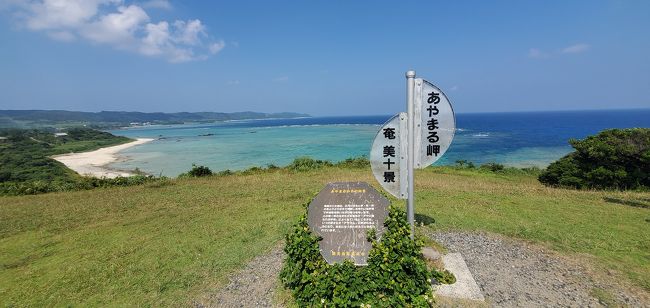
[370,70,456,238]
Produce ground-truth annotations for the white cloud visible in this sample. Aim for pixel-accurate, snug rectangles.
[5,0,224,63]
[209,40,225,54]
[166,47,194,63]
[561,43,590,54]
[450,85,459,91]
[140,21,170,55]
[137,20,210,63]
[528,48,549,59]
[273,76,289,82]
[226,80,240,85]
[25,0,120,30]
[173,19,204,45]
[140,0,171,10]
[47,30,75,41]
[81,5,149,46]
[528,43,591,60]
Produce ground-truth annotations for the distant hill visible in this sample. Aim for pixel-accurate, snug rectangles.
[0,110,311,128]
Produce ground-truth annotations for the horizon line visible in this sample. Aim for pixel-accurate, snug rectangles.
[2,107,649,117]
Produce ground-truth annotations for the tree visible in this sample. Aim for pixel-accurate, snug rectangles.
[539,128,650,189]
[187,164,213,177]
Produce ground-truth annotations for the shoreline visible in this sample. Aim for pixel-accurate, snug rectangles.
[52,138,154,178]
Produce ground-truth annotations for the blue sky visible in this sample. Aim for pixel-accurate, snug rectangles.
[1,0,649,116]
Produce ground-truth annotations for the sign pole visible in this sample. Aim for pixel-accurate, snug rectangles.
[406,70,416,239]
[371,71,455,240]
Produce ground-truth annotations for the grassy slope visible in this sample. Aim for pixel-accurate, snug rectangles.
[1,167,649,306]
[50,137,133,155]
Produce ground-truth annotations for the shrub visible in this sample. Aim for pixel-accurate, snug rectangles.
[143,177,175,188]
[217,169,233,176]
[0,170,11,182]
[186,164,213,177]
[280,202,434,307]
[243,166,263,174]
[431,269,456,285]
[0,175,162,196]
[521,166,542,175]
[335,157,370,169]
[480,162,505,172]
[539,128,650,189]
[454,160,475,169]
[286,157,333,172]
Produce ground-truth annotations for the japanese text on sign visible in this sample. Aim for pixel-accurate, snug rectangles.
[320,204,376,233]
[426,91,441,157]
[370,113,407,199]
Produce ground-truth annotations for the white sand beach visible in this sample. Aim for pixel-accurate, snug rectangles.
[52,138,154,178]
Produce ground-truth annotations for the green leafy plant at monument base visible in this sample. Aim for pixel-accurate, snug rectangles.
[539,128,650,189]
[431,269,456,285]
[280,202,434,307]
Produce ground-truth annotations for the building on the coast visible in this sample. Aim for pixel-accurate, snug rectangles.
[129,122,152,126]
[54,132,68,137]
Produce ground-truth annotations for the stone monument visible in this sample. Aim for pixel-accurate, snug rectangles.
[307,182,389,265]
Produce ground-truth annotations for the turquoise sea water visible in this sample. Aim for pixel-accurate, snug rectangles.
[109,123,378,176]
[108,110,650,177]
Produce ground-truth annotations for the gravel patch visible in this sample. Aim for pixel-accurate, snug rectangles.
[196,244,285,308]
[429,231,649,307]
[196,232,649,307]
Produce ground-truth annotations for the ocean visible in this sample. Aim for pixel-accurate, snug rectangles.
[108,109,650,177]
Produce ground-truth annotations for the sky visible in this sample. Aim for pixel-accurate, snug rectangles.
[1,0,649,116]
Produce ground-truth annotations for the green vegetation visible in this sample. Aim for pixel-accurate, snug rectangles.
[431,269,456,285]
[0,128,131,181]
[181,164,214,177]
[454,160,475,169]
[0,175,162,196]
[0,110,310,129]
[479,162,505,172]
[336,157,372,169]
[286,156,372,172]
[453,160,542,177]
[286,156,334,171]
[0,161,648,306]
[539,128,650,189]
[590,287,617,307]
[0,166,311,306]
[0,128,155,196]
[281,204,434,307]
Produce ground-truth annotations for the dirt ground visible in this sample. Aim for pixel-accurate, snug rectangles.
[197,231,650,307]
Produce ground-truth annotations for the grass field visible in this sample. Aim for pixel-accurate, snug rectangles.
[1,166,649,306]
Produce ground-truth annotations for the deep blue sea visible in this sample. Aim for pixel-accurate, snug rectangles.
[108,109,650,177]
